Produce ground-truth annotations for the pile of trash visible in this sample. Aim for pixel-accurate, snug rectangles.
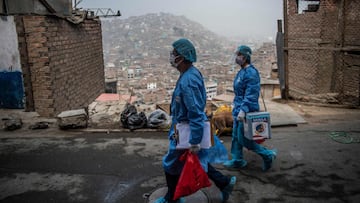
[55,103,171,131]
[120,103,171,131]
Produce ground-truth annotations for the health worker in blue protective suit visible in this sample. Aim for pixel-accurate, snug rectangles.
[223,45,277,172]
[155,38,236,203]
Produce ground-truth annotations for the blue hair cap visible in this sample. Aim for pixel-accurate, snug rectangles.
[237,45,252,61]
[172,38,197,62]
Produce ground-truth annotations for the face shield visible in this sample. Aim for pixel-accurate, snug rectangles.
[235,55,246,66]
[227,48,239,70]
[237,45,252,63]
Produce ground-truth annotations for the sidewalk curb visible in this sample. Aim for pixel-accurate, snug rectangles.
[75,128,169,133]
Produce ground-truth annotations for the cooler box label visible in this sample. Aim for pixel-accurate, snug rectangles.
[244,112,271,140]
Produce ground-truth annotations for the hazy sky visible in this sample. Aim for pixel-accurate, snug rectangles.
[77,0,283,40]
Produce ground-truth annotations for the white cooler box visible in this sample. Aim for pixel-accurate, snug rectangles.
[244,112,271,141]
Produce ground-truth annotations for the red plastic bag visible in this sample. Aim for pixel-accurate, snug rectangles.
[173,151,211,200]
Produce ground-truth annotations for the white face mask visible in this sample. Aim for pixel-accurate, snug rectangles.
[169,52,182,68]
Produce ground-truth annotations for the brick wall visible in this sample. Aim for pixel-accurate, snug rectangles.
[287,0,332,96]
[15,15,105,117]
[286,0,359,105]
[340,54,360,104]
[340,1,360,105]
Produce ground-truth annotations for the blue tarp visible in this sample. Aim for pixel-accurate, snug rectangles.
[0,71,24,109]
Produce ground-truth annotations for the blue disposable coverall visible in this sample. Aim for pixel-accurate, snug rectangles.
[230,64,275,169]
[162,66,209,175]
[159,65,234,203]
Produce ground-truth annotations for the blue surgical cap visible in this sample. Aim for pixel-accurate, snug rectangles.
[237,45,252,62]
[172,38,197,63]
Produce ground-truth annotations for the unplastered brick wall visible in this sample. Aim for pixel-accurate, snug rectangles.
[16,15,105,117]
[287,0,333,96]
[341,1,360,106]
[344,1,360,47]
[341,54,360,105]
[340,1,360,106]
[286,0,360,105]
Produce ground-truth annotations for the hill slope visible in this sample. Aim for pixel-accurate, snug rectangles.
[101,12,232,62]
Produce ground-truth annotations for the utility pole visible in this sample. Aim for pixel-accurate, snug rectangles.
[276,19,286,99]
[283,0,289,100]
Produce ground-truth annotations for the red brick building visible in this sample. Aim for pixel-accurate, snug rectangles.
[283,0,360,106]
[1,1,105,117]
[18,16,105,117]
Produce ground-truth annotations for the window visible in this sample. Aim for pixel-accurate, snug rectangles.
[297,0,320,14]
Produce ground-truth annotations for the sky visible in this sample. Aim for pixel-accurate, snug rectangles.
[77,0,283,41]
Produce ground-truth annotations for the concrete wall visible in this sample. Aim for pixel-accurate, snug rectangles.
[286,0,360,106]
[15,15,105,117]
[0,16,21,72]
[0,16,24,109]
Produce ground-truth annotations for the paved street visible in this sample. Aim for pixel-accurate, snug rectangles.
[1,103,360,203]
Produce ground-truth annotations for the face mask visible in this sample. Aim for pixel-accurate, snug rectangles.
[169,53,182,68]
[235,55,245,66]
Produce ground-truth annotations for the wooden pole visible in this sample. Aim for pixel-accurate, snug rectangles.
[283,0,289,99]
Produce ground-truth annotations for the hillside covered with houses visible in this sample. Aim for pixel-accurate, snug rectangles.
[100,12,278,110]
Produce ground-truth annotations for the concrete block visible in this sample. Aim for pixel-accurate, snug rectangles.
[57,109,88,129]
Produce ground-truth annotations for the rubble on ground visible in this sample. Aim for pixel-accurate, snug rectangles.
[1,117,22,131]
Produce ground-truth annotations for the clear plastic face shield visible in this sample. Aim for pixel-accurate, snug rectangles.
[235,54,246,66]
[230,49,246,67]
[228,49,240,70]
